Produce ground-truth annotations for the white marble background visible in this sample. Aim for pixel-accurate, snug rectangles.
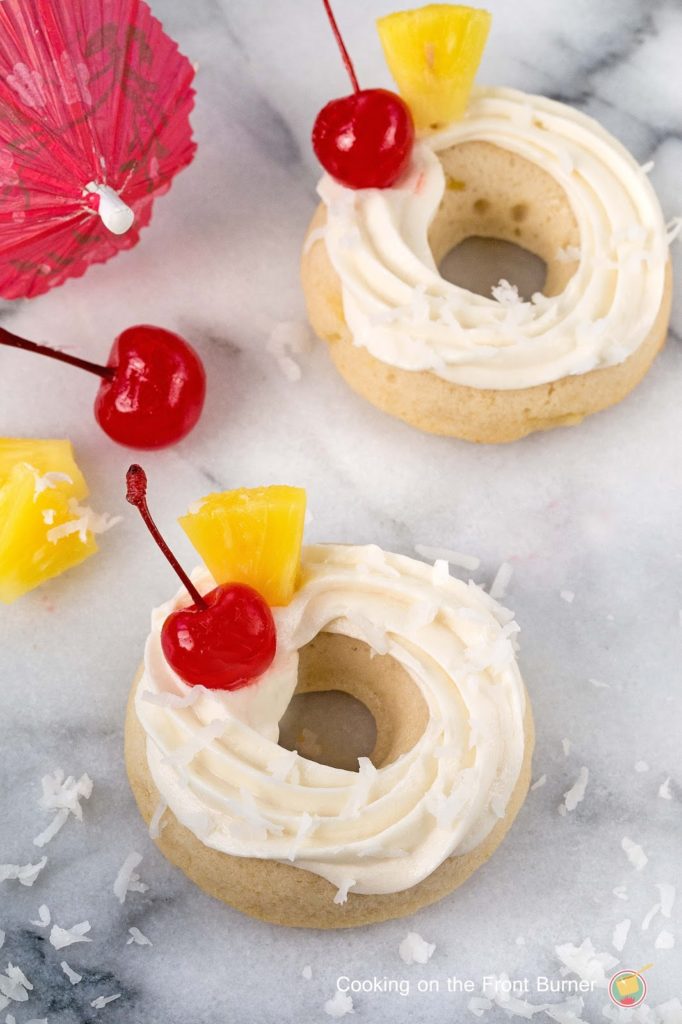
[1,0,681,1021]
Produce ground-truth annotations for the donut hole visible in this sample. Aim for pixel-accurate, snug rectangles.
[429,140,580,301]
[439,236,547,301]
[278,632,430,771]
[278,691,376,772]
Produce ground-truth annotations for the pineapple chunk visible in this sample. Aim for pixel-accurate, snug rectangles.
[0,438,88,499]
[377,4,492,130]
[179,486,307,607]
[0,439,98,604]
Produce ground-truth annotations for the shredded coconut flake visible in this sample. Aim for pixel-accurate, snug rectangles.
[612,919,631,952]
[0,857,47,887]
[266,321,313,382]
[0,964,33,1002]
[560,590,575,603]
[324,990,354,1018]
[657,882,676,918]
[49,920,91,950]
[489,562,513,599]
[398,932,435,965]
[559,766,589,815]
[530,774,547,791]
[655,930,675,950]
[658,777,673,800]
[613,886,629,901]
[127,927,152,947]
[60,961,82,985]
[642,902,661,931]
[27,467,72,499]
[634,760,649,773]
[163,718,225,767]
[46,500,120,544]
[562,738,571,756]
[588,678,610,689]
[302,964,312,980]
[29,905,50,927]
[148,800,168,839]
[491,278,522,305]
[666,217,682,245]
[342,757,377,819]
[287,811,316,861]
[468,996,493,1017]
[415,544,480,572]
[0,933,4,951]
[34,770,93,847]
[266,748,298,783]
[621,836,648,871]
[333,878,356,905]
[91,994,121,1009]
[554,937,618,987]
[33,809,69,848]
[113,852,147,904]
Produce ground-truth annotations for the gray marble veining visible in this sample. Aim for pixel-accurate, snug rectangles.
[1,1,681,1021]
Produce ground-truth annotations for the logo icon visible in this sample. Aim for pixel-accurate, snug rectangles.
[609,969,648,1007]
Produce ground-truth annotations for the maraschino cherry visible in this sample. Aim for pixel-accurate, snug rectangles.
[312,0,414,189]
[126,465,276,690]
[0,323,206,450]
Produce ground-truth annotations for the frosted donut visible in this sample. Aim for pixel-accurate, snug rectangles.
[302,88,673,443]
[125,544,533,929]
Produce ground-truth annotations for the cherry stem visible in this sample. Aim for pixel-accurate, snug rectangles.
[321,0,360,93]
[0,325,115,380]
[126,464,208,611]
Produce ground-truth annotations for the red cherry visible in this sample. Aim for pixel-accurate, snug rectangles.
[312,0,414,189]
[313,89,414,189]
[161,583,276,690]
[0,323,206,451]
[94,325,206,450]
[126,465,276,691]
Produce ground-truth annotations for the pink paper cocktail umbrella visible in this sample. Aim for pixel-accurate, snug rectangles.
[0,0,196,299]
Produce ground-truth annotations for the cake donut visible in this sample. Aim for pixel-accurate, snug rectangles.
[302,5,674,443]
[124,475,533,928]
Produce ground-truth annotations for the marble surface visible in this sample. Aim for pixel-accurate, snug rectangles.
[1,0,681,1021]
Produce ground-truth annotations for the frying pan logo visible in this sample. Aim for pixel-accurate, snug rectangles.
[608,968,649,1007]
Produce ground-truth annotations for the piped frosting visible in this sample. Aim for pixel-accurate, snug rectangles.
[317,87,670,390]
[135,544,527,897]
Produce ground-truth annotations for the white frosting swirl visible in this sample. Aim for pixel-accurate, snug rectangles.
[135,544,527,897]
[318,87,670,390]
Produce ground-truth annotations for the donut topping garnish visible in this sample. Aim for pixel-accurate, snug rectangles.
[377,5,492,131]
[0,324,206,451]
[312,0,415,189]
[0,439,119,604]
[179,485,306,606]
[126,465,276,690]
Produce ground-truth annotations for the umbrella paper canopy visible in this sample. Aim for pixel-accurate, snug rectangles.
[0,0,196,299]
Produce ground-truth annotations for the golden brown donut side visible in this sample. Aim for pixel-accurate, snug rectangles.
[301,141,672,444]
[125,633,535,929]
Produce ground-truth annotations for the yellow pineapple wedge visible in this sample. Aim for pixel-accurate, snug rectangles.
[179,486,307,607]
[0,438,88,500]
[0,439,105,604]
[377,4,492,130]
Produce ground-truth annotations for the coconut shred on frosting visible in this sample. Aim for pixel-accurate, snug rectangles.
[317,86,671,391]
[135,544,527,898]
